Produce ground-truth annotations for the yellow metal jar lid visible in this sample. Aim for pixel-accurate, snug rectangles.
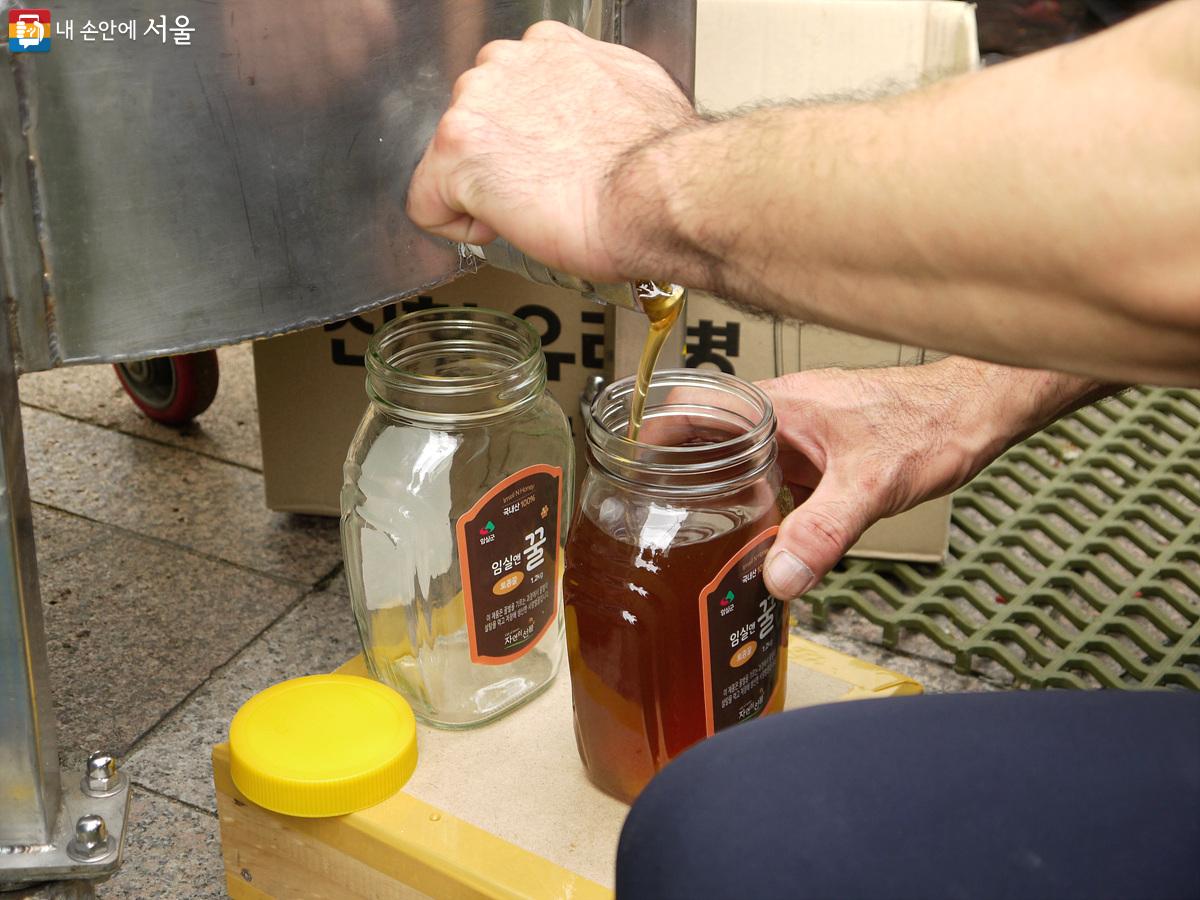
[229,674,417,818]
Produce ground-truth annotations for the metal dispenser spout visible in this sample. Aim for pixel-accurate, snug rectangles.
[461,239,670,312]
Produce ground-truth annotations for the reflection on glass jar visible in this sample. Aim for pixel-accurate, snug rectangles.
[564,370,787,802]
[341,307,572,728]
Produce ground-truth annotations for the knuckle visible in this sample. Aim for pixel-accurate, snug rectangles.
[474,39,509,65]
[434,107,478,152]
[403,189,421,218]
[759,372,826,417]
[450,68,481,101]
[523,20,570,40]
[795,503,855,556]
[762,370,808,393]
[757,377,800,412]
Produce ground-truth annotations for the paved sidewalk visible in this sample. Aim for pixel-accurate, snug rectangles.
[18,344,994,898]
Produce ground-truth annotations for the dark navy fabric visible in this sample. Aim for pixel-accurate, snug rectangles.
[616,691,1200,900]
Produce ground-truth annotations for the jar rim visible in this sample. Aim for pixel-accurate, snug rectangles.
[366,306,546,424]
[586,369,777,495]
[367,306,541,386]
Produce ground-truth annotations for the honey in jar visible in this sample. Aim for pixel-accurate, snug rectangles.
[564,370,787,803]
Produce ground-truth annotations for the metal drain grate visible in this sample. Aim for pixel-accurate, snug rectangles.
[801,387,1200,689]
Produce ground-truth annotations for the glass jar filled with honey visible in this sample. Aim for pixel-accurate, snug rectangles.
[341,307,572,728]
[564,370,788,803]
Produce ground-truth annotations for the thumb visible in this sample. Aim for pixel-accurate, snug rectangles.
[764,474,881,600]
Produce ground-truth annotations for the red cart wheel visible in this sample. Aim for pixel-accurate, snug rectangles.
[113,350,220,425]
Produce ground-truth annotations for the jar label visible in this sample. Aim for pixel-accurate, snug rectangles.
[698,527,785,735]
[456,464,563,666]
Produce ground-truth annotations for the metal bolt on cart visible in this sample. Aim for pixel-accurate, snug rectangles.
[0,0,695,890]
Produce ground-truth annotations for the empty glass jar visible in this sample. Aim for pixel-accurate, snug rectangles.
[341,307,572,728]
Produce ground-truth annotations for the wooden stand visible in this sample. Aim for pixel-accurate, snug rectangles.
[214,639,920,899]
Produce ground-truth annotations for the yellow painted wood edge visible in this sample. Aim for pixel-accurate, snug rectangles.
[225,870,273,900]
[213,743,610,900]
[788,637,924,699]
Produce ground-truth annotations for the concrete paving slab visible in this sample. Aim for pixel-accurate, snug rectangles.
[792,599,963,667]
[33,504,110,564]
[95,789,223,900]
[125,586,359,813]
[22,407,339,584]
[796,626,1004,694]
[794,599,1020,688]
[40,529,303,763]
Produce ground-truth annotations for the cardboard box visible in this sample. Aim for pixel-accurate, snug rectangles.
[254,268,608,515]
[257,0,978,562]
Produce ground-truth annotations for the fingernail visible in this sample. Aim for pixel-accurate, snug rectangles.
[765,550,816,599]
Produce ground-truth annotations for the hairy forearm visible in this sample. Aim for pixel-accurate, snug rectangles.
[887,356,1118,495]
[945,357,1117,454]
[608,0,1200,385]
[864,355,1113,504]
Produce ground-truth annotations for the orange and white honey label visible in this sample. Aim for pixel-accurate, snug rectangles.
[456,464,562,665]
[697,527,785,735]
